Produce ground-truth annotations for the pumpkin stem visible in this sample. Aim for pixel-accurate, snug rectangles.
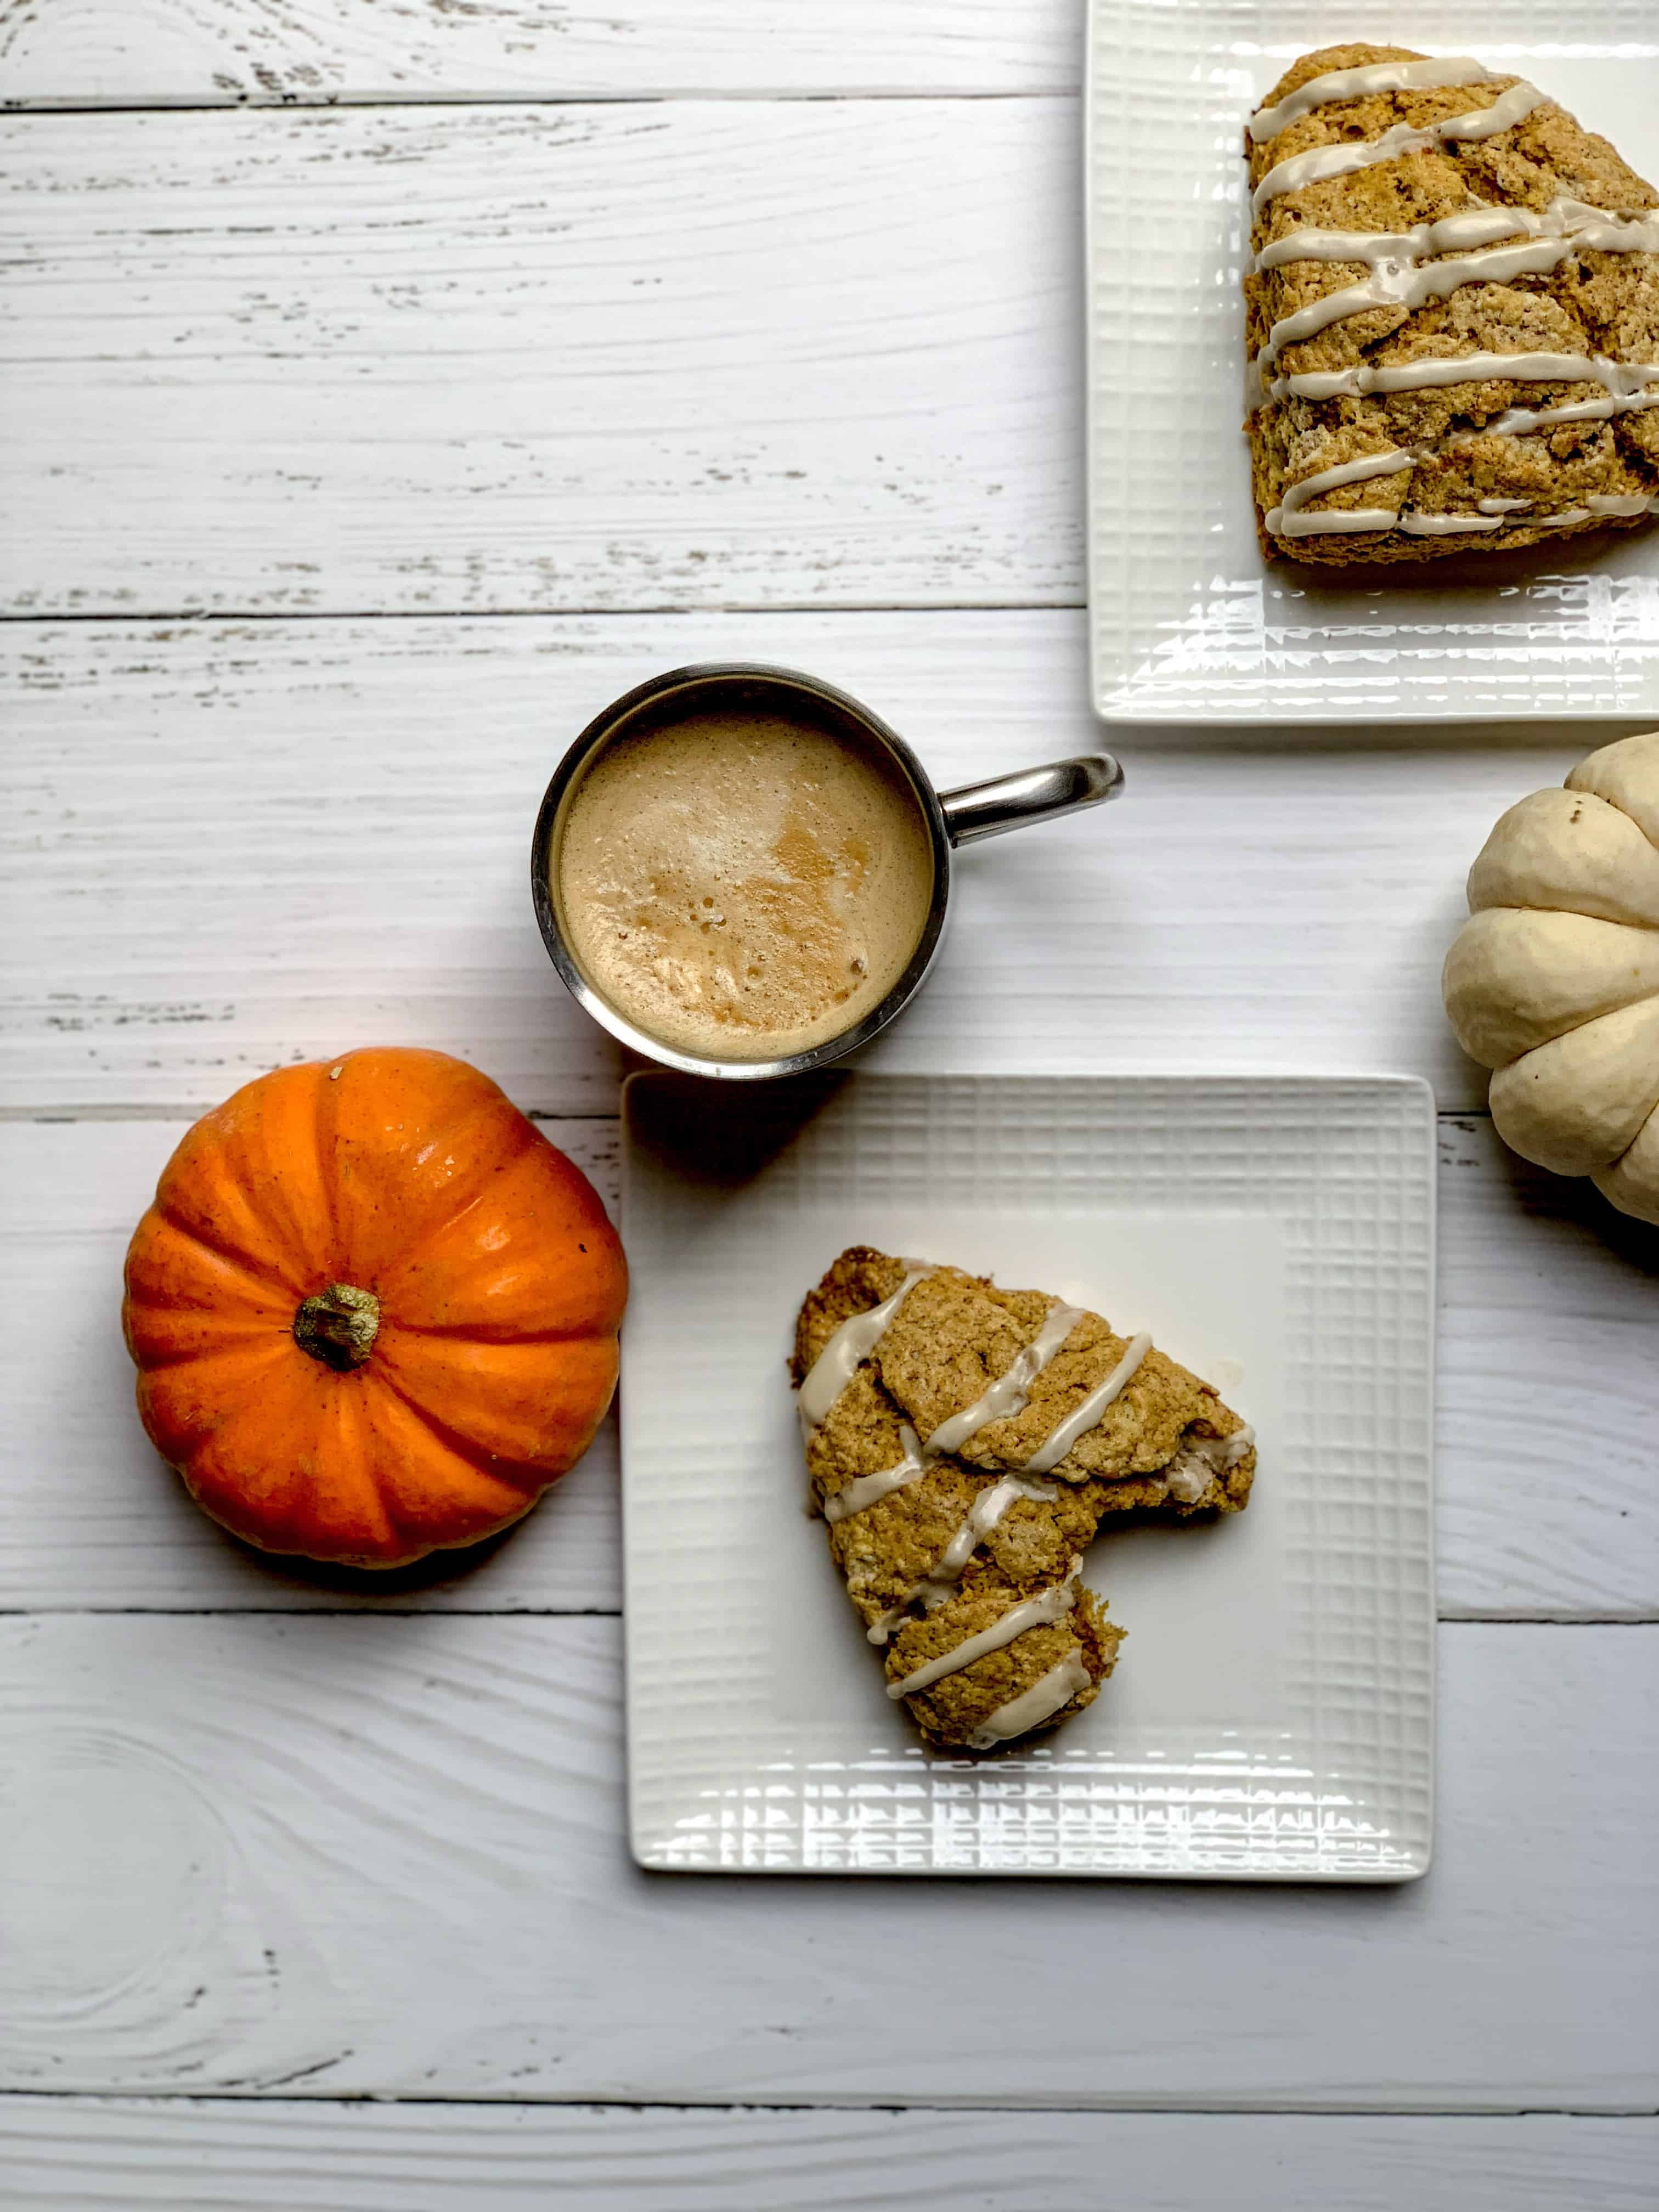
[294,1283,381,1372]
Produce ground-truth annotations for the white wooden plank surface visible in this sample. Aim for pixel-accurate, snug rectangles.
[0,1,1082,107]
[1,100,1082,618]
[5,1111,1655,1618]
[2,612,1604,1115]
[1,1616,1652,2104]
[3,2103,1654,2211]
[3,14,1651,2165]
[1437,1114,1659,1618]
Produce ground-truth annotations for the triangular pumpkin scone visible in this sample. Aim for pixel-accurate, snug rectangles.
[1244,43,1659,563]
[791,1248,1255,1753]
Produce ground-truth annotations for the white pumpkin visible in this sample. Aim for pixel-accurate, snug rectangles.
[1442,730,1659,1226]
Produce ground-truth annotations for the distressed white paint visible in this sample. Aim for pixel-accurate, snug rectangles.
[0,0,1083,107]
[2,612,1617,1115]
[0,1616,1653,2103]
[0,100,1081,617]
[1436,1115,1659,1617]
[2,2103,1653,2211]
[4,1111,1652,1618]
[2,37,1653,2165]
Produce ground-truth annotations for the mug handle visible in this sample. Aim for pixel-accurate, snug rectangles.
[938,753,1124,848]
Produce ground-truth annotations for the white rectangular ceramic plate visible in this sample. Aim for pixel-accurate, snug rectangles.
[620,1072,1436,1880]
[1086,0,1659,724]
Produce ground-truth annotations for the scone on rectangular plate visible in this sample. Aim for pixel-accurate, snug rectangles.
[1244,43,1659,564]
[791,1248,1255,1755]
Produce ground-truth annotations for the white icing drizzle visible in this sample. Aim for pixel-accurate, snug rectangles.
[1269,352,1659,406]
[1270,499,1641,540]
[1268,444,1419,513]
[1398,510,1505,535]
[1268,504,1403,538]
[923,1301,1084,1457]
[1254,200,1659,385]
[1260,235,1551,373]
[921,1474,1060,1600]
[1263,448,1442,539]
[821,1424,928,1525]
[885,1559,1082,1702]
[1258,230,1659,386]
[1489,388,1659,435]
[1251,80,1544,219]
[796,1268,931,1435]
[1254,206,1526,271]
[1255,198,1659,278]
[866,1471,1060,1644]
[1023,1330,1154,1476]
[1248,56,1494,145]
[966,1652,1093,1751]
[1263,428,1657,542]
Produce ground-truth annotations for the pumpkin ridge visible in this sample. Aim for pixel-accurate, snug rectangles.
[1565,731,1659,848]
[126,1212,296,1325]
[121,1317,289,1373]
[1489,995,1659,1175]
[1442,906,1659,1064]
[187,1384,397,1564]
[393,1104,540,1250]
[144,1336,292,1398]
[359,1373,545,1539]
[325,1381,409,1561]
[326,1079,544,1284]
[166,1063,344,1293]
[136,1336,295,1457]
[1498,988,1659,1053]
[369,1363,551,1494]
[309,1057,346,1268]
[151,1194,311,1301]
[380,1317,592,1347]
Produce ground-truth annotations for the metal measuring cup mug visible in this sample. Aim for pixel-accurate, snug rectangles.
[531,663,1122,1080]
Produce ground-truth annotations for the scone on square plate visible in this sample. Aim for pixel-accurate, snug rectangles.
[1245,43,1659,563]
[791,1248,1255,1754]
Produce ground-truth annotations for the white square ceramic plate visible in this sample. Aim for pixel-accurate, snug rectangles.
[620,1072,1436,1880]
[1086,0,1659,724]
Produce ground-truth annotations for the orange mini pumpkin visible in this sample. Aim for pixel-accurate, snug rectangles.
[122,1048,628,1567]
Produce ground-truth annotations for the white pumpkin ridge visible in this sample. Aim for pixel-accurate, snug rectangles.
[1444,907,1659,1065]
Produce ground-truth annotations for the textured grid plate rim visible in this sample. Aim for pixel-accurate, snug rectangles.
[1084,0,1659,727]
[621,1070,1437,1880]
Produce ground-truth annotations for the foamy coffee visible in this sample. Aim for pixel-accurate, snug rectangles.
[556,707,936,1062]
